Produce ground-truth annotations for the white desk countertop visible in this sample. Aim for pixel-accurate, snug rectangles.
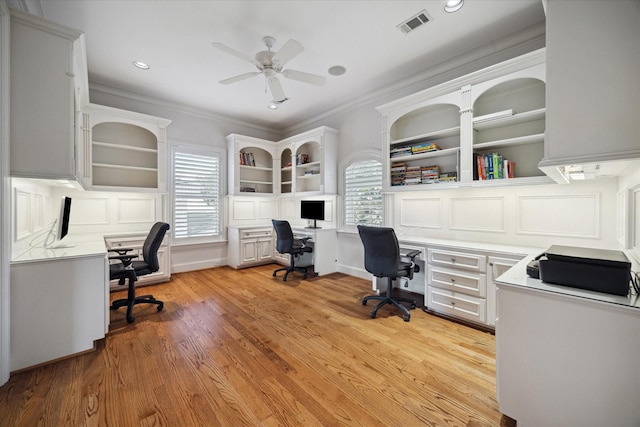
[11,234,107,264]
[496,254,640,311]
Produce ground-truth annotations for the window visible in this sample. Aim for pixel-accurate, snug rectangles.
[172,146,222,243]
[344,159,383,226]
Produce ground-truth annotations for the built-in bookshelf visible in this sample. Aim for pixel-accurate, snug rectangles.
[377,48,550,191]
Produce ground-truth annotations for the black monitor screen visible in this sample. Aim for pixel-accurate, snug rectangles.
[57,196,72,241]
[300,200,325,221]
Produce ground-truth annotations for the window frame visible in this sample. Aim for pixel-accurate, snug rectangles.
[170,142,226,246]
[339,149,384,232]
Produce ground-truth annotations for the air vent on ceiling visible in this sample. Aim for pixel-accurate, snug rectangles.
[397,10,432,34]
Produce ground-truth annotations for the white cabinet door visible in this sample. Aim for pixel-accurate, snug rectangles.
[486,255,520,326]
[10,10,81,179]
[10,255,108,371]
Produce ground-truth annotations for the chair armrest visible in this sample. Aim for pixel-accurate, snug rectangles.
[404,249,421,260]
[108,253,138,268]
[108,248,135,255]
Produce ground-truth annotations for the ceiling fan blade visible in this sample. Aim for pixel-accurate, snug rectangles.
[272,39,303,68]
[268,76,286,102]
[212,42,260,67]
[219,72,261,85]
[282,69,326,86]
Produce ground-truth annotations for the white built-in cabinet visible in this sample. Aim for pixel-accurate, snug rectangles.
[425,245,525,328]
[377,48,549,191]
[541,0,640,172]
[78,104,171,191]
[227,126,338,196]
[227,226,274,269]
[9,9,87,180]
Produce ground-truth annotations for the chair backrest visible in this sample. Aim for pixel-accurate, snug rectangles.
[357,225,401,279]
[141,222,170,272]
[272,219,295,254]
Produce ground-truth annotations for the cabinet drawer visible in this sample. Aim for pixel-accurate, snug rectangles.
[428,266,486,297]
[428,248,487,272]
[427,286,486,323]
[240,229,272,239]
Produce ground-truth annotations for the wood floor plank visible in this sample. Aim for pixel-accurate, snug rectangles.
[0,264,514,427]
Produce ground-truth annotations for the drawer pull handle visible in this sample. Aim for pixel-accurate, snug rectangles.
[451,258,456,263]
[450,278,456,283]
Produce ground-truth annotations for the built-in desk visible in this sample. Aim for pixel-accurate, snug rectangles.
[10,235,108,372]
[495,255,640,426]
[291,227,338,276]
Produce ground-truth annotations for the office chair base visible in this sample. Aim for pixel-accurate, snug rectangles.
[362,294,416,322]
[272,266,308,281]
[111,294,164,324]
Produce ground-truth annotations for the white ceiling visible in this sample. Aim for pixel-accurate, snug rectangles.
[34,0,545,131]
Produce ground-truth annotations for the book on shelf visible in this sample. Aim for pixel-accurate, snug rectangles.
[240,151,256,166]
[296,153,310,165]
[474,152,515,180]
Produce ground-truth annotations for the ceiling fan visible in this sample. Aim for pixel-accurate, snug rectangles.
[212,36,326,102]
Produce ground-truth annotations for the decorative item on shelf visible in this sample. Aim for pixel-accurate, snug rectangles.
[474,152,515,180]
[240,184,257,192]
[240,151,256,166]
[296,153,310,165]
[391,162,406,186]
[304,169,318,176]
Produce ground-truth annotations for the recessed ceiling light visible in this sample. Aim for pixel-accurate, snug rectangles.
[268,103,278,110]
[132,61,150,70]
[444,0,464,13]
[328,65,347,76]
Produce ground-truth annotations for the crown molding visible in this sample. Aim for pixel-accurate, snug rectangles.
[5,0,42,16]
[89,80,280,137]
[282,20,545,135]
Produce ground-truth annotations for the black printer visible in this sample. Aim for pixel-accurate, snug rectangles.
[537,245,631,296]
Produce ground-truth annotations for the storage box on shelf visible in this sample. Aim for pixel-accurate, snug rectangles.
[377,48,550,191]
[79,104,171,191]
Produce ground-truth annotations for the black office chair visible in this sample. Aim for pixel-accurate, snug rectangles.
[357,225,419,322]
[109,222,169,323]
[272,219,313,281]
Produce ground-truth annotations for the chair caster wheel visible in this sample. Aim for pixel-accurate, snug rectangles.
[157,303,164,312]
[410,302,417,309]
[272,272,277,277]
[362,299,367,306]
[126,315,135,323]
[403,315,411,322]
[370,311,377,319]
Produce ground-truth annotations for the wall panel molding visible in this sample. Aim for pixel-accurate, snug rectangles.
[517,193,600,238]
[116,197,156,224]
[449,196,505,232]
[400,197,442,229]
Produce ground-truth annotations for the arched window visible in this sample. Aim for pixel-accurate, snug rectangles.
[343,158,383,227]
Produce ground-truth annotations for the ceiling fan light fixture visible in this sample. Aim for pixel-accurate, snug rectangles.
[444,0,464,13]
[328,65,347,76]
[132,60,150,70]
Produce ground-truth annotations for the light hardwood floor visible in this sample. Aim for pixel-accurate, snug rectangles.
[0,265,514,426]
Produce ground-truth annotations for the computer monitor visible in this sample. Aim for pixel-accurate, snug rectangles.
[44,196,74,248]
[300,200,325,229]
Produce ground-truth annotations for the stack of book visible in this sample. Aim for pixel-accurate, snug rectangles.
[240,152,256,166]
[421,165,441,184]
[390,146,412,158]
[474,152,515,180]
[391,162,406,186]
[438,171,458,183]
[411,142,440,154]
[405,165,422,185]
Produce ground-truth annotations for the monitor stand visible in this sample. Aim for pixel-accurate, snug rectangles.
[305,219,321,229]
